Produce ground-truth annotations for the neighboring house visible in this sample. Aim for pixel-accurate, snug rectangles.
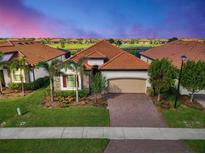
[54,40,149,93]
[0,41,66,87]
[140,40,205,94]
[138,39,151,45]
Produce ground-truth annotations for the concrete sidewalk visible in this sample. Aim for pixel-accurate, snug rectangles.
[0,127,204,140]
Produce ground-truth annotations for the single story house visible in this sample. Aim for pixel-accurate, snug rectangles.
[54,40,149,93]
[0,41,66,87]
[140,40,205,94]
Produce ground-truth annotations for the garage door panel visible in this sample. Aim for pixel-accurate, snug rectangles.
[108,78,146,93]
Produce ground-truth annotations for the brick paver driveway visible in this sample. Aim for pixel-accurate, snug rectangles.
[107,93,166,127]
[105,94,191,153]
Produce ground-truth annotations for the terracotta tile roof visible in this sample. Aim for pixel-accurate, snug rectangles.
[87,51,107,59]
[0,41,13,47]
[100,52,148,70]
[0,41,65,65]
[70,40,149,70]
[141,40,205,67]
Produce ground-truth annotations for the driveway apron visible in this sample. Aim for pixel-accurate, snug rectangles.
[105,94,191,153]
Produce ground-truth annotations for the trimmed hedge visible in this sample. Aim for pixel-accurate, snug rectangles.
[55,89,88,98]
[8,77,49,90]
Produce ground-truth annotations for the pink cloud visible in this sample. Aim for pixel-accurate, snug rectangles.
[0,0,51,37]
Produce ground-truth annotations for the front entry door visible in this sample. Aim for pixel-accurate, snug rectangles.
[0,70,5,87]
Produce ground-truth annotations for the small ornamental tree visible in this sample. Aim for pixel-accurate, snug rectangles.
[168,37,178,42]
[181,60,205,102]
[148,58,177,102]
[91,72,106,103]
[108,38,115,44]
[115,40,122,46]
[60,38,66,48]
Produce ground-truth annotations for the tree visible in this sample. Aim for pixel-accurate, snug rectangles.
[63,57,86,102]
[91,72,106,103]
[10,58,30,96]
[129,39,135,44]
[60,38,66,48]
[168,37,178,42]
[115,40,122,46]
[181,60,205,102]
[37,59,61,102]
[45,38,51,44]
[108,38,115,44]
[148,58,177,101]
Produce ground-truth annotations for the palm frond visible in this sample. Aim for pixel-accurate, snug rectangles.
[37,61,49,71]
[77,57,87,66]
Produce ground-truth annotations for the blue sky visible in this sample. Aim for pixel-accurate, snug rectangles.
[0,0,205,38]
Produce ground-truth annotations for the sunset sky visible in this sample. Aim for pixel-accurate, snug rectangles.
[0,0,205,38]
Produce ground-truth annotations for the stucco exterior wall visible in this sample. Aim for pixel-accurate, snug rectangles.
[140,55,153,64]
[31,55,64,82]
[87,59,104,66]
[3,69,10,86]
[59,68,82,90]
[82,73,90,89]
[180,86,205,95]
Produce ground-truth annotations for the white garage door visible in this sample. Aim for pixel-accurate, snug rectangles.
[108,78,146,93]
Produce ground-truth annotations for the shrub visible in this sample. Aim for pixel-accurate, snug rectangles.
[146,87,155,96]
[8,76,49,90]
[55,89,88,98]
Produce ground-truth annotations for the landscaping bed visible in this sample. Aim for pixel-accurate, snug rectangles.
[0,88,32,99]
[0,139,108,153]
[43,90,108,108]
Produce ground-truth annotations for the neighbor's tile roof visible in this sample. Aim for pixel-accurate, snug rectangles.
[70,40,148,70]
[141,40,205,67]
[0,41,65,65]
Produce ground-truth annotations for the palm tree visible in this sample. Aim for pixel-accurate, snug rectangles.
[63,57,86,103]
[37,59,61,102]
[10,57,30,96]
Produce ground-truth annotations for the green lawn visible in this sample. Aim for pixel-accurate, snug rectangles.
[0,139,108,153]
[184,140,205,153]
[161,102,205,128]
[160,95,205,152]
[48,43,160,50]
[0,89,109,127]
[121,43,160,48]
[48,43,93,50]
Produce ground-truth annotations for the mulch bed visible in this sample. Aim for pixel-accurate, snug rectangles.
[43,95,108,108]
[0,88,32,99]
[151,96,171,112]
[150,94,204,111]
[180,95,204,110]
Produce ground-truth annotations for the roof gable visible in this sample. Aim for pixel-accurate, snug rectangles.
[100,52,148,70]
[70,40,149,70]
